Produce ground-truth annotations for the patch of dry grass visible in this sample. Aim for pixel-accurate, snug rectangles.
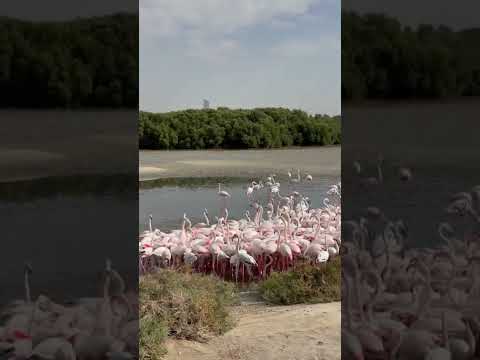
[259,257,341,305]
[140,269,238,360]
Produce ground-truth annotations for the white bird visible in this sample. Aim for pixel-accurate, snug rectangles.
[399,167,412,182]
[246,183,254,198]
[183,249,197,265]
[316,250,329,264]
[353,161,361,174]
[31,337,76,360]
[217,183,231,198]
[288,169,301,183]
[238,249,257,266]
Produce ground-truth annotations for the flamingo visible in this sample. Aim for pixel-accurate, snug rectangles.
[0,259,138,360]
[359,156,384,186]
[288,169,301,183]
[246,183,254,199]
[218,183,231,218]
[139,176,341,280]
[399,167,412,182]
[341,183,480,359]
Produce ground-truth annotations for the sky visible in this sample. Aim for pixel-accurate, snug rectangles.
[140,0,340,115]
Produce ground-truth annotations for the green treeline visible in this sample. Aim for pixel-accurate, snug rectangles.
[139,108,341,150]
[343,12,480,99]
[0,14,138,107]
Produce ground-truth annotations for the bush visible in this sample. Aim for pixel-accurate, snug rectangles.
[139,108,341,150]
[139,270,238,360]
[0,14,138,108]
[343,11,480,100]
[259,257,341,305]
[140,315,167,360]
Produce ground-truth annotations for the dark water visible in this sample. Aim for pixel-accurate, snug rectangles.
[0,111,138,305]
[343,101,480,247]
[0,177,138,306]
[139,176,340,231]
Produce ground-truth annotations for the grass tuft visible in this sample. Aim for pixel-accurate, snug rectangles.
[139,269,238,360]
[259,257,341,305]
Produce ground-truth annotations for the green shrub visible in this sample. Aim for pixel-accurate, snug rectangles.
[139,108,341,150]
[139,315,167,360]
[259,257,341,305]
[139,270,238,360]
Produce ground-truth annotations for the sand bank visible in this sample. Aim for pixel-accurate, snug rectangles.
[139,147,340,181]
[165,302,340,360]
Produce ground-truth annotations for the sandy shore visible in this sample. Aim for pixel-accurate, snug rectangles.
[164,302,340,360]
[140,147,340,181]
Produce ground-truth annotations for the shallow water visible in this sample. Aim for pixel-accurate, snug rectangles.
[139,175,340,231]
[343,101,480,248]
[0,177,137,306]
[139,147,341,231]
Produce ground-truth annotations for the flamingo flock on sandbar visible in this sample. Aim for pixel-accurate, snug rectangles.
[0,260,137,360]
[139,172,341,282]
[342,185,480,360]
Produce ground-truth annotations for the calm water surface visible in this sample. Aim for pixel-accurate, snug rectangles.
[343,101,480,248]
[139,176,339,231]
[139,147,341,231]
[0,186,137,306]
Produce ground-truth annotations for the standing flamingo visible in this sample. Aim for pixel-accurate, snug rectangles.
[218,183,231,218]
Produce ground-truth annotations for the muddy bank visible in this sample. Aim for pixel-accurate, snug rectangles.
[139,147,340,181]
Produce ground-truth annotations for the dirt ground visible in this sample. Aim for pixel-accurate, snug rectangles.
[164,302,340,360]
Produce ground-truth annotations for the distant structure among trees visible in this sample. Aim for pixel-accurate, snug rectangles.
[203,99,210,109]
[139,107,341,150]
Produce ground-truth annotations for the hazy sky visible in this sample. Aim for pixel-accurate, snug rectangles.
[140,0,340,115]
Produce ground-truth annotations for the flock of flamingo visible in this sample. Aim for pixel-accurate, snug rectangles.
[139,172,341,282]
[8,157,477,359]
[342,176,480,359]
[0,260,137,360]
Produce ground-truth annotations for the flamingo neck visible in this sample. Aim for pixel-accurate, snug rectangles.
[24,273,31,303]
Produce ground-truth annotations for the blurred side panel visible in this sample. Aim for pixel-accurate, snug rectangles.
[342,1,480,359]
[0,1,138,359]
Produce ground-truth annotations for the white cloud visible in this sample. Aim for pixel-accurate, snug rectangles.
[140,0,340,114]
[140,0,336,63]
[269,34,339,58]
[270,18,298,30]
[140,0,319,37]
[185,36,240,63]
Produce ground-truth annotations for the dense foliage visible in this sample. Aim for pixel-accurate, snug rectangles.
[140,270,237,360]
[343,12,480,99]
[259,257,341,305]
[0,14,138,107]
[139,108,341,150]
